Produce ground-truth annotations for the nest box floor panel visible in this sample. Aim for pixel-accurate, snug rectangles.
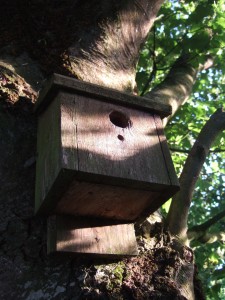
[55,179,161,221]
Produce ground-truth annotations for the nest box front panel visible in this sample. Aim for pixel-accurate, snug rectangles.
[61,93,170,185]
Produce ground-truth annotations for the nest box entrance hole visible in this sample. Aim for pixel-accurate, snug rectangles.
[109,110,132,142]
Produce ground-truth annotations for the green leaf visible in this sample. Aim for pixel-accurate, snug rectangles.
[213,268,225,280]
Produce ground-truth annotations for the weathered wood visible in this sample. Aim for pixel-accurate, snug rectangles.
[35,96,61,213]
[55,180,161,220]
[35,73,172,118]
[35,76,180,220]
[153,114,180,187]
[47,216,138,257]
[67,93,170,184]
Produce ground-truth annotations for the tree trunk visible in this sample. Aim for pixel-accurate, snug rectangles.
[0,1,204,299]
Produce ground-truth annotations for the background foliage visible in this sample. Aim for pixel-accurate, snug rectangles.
[136,1,225,299]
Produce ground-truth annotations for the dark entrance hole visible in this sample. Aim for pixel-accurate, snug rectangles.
[109,111,132,129]
[117,134,125,141]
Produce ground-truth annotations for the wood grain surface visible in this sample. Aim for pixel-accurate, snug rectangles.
[48,215,138,257]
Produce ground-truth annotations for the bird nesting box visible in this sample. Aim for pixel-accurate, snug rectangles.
[35,74,179,222]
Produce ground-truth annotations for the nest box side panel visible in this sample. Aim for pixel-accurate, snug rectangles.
[153,114,179,187]
[74,96,170,185]
[35,96,61,214]
[60,92,79,170]
[47,215,138,257]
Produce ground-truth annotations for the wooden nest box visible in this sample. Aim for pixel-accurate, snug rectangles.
[35,74,179,222]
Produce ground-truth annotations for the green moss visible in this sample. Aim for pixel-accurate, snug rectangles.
[112,264,124,284]
[94,262,125,292]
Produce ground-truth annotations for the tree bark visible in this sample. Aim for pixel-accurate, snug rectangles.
[2,0,163,92]
[65,0,165,91]
[145,53,213,125]
[145,54,198,123]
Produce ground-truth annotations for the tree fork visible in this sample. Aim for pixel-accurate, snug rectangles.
[145,53,214,124]
[62,0,164,92]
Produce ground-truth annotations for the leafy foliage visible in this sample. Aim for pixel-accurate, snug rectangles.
[136,1,225,298]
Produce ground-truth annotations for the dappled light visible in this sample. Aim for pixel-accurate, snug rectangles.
[61,105,160,162]
[54,216,138,256]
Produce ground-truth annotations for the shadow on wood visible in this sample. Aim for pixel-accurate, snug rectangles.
[48,215,138,258]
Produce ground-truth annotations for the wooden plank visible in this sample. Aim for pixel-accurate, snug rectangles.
[35,169,75,215]
[34,73,172,118]
[55,179,161,221]
[72,95,170,185]
[153,114,180,188]
[60,92,79,170]
[47,215,138,257]
[35,95,61,213]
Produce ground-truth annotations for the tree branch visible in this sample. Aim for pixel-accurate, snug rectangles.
[144,53,198,123]
[169,147,225,154]
[144,53,214,125]
[189,209,225,233]
[140,60,157,96]
[188,231,225,244]
[166,108,225,241]
[140,26,157,96]
[188,209,225,243]
[169,148,190,154]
